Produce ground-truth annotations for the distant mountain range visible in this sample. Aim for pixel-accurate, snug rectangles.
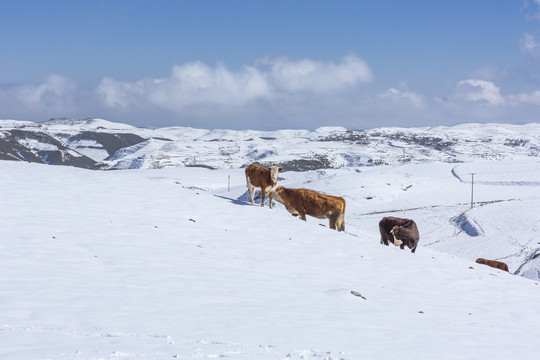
[1,118,539,170]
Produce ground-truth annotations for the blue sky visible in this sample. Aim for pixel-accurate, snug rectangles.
[1,0,540,130]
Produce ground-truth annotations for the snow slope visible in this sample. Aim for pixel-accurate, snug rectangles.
[1,160,539,359]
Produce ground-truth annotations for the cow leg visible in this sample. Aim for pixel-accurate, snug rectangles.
[268,189,273,209]
[245,176,250,202]
[260,187,265,207]
[329,217,337,230]
[284,204,299,217]
[380,236,390,246]
[329,220,336,230]
[247,183,256,204]
[407,240,417,253]
[299,210,307,221]
[335,213,345,232]
[400,239,412,250]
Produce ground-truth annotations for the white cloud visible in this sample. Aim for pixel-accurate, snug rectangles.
[13,74,77,111]
[97,77,145,108]
[4,57,540,130]
[377,88,426,109]
[452,79,505,106]
[448,78,540,109]
[472,66,509,80]
[524,0,540,20]
[508,90,540,106]
[97,62,271,112]
[162,62,271,107]
[520,32,538,53]
[96,55,373,112]
[262,55,373,93]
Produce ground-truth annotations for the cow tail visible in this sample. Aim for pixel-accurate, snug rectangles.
[337,197,346,232]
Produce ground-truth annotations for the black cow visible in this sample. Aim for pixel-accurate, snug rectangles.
[379,216,420,253]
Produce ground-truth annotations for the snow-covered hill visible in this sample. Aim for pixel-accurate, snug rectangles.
[1,157,539,359]
[1,118,539,170]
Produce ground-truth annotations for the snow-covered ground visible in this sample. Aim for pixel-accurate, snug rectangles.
[1,159,539,359]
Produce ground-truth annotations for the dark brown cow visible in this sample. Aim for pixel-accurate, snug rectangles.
[272,186,346,231]
[245,164,282,208]
[475,258,509,272]
[379,216,420,253]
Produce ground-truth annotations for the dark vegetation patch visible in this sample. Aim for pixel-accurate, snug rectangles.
[318,130,370,145]
[252,154,333,172]
[367,158,388,166]
[186,164,217,170]
[371,131,455,151]
[504,138,528,147]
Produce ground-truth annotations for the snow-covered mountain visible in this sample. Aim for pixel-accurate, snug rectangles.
[1,118,539,170]
[0,119,145,169]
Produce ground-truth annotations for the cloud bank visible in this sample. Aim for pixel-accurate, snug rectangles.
[1,55,540,130]
[452,80,505,106]
[96,55,373,112]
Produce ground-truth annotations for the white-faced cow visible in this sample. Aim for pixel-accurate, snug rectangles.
[272,186,346,231]
[245,164,282,208]
[379,216,420,253]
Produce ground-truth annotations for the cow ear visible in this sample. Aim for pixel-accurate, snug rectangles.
[279,167,283,172]
[403,220,413,227]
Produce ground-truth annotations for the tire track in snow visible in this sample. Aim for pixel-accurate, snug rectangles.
[0,325,349,360]
[451,165,540,186]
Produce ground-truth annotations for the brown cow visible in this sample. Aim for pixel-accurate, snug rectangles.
[272,186,346,231]
[379,216,420,253]
[475,258,509,272]
[245,164,282,208]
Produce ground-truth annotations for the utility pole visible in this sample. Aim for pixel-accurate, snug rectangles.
[470,173,475,209]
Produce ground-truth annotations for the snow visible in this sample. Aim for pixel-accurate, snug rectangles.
[101,122,540,170]
[15,138,59,152]
[40,118,140,133]
[0,119,39,129]
[453,161,540,186]
[1,158,540,359]
[65,139,110,162]
[3,119,540,172]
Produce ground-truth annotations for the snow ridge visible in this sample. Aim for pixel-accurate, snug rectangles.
[1,118,539,170]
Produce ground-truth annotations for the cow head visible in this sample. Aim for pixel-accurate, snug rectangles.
[269,166,283,184]
[390,225,404,246]
[272,186,285,203]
